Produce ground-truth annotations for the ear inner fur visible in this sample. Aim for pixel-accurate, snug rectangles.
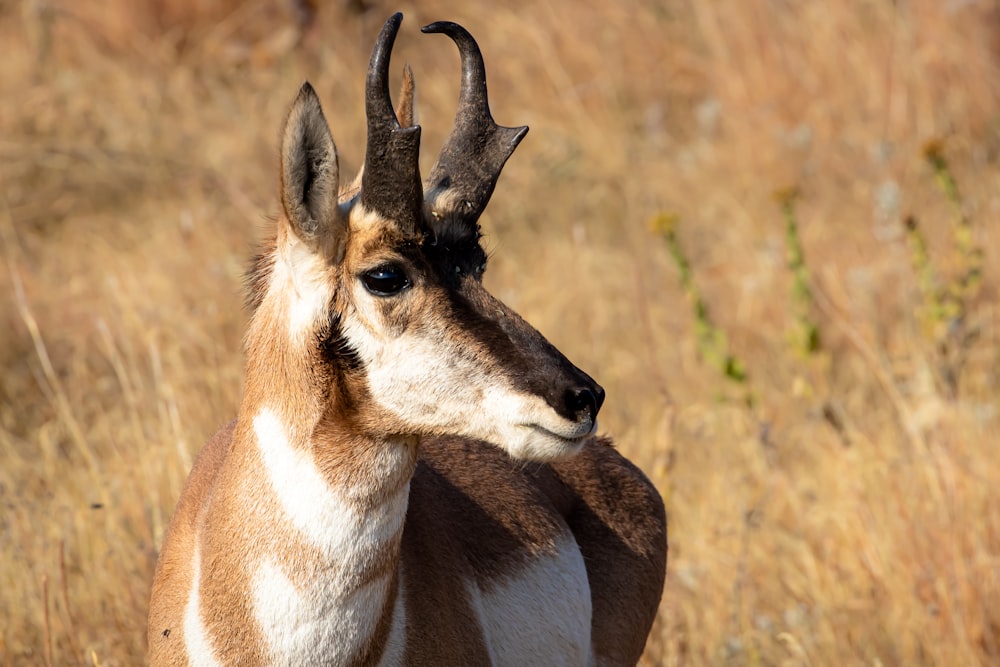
[279,82,344,255]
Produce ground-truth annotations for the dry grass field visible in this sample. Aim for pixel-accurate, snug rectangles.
[2,0,999,664]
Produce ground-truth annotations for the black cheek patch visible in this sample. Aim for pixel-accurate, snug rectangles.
[319,313,365,372]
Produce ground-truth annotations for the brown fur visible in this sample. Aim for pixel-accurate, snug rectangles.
[148,15,666,666]
[150,423,666,665]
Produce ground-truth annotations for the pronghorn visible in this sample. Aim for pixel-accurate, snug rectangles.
[148,13,666,666]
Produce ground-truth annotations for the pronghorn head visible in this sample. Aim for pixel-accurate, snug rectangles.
[246,13,603,461]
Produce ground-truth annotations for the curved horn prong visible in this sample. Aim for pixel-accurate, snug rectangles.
[360,13,424,232]
[421,21,528,227]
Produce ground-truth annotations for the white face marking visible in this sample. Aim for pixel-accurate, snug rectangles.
[476,537,593,666]
[273,234,335,339]
[253,556,393,666]
[183,542,222,667]
[252,408,409,558]
[340,309,592,461]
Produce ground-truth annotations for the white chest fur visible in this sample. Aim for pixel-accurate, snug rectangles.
[476,538,594,666]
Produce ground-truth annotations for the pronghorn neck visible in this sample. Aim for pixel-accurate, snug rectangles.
[239,231,419,530]
[219,239,416,664]
[224,401,413,665]
[237,400,417,563]
[220,399,415,664]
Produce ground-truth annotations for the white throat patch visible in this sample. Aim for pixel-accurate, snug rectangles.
[252,408,408,558]
[252,556,394,666]
[250,408,410,664]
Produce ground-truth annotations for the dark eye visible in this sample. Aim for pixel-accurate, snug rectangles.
[361,265,411,296]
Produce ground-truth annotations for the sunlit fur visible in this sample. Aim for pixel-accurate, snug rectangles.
[182,542,221,667]
[148,16,666,667]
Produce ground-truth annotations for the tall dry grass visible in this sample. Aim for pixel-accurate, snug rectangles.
[2,0,999,664]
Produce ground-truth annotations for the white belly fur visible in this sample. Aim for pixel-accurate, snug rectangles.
[475,537,593,666]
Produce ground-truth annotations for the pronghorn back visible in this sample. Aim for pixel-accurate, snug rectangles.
[148,13,666,666]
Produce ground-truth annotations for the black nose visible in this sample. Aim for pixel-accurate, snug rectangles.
[566,385,605,420]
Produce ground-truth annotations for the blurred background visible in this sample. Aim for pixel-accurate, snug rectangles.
[1,0,999,664]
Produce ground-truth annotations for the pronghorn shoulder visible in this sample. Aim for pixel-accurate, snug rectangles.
[147,420,236,662]
[414,435,662,532]
[550,436,666,555]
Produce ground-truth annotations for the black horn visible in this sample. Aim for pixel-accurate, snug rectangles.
[421,21,528,228]
[360,13,424,233]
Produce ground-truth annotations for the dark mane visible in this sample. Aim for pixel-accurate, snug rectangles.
[244,228,277,314]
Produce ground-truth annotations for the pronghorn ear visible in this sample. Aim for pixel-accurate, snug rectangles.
[279,82,344,257]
